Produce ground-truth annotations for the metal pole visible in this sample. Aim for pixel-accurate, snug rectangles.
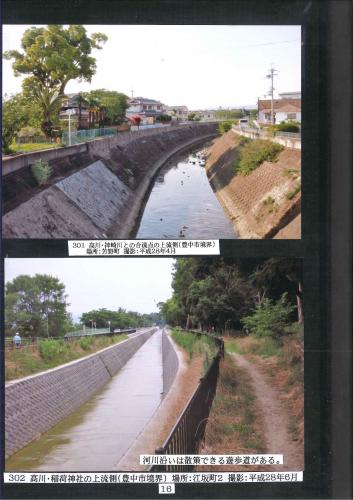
[68,112,71,147]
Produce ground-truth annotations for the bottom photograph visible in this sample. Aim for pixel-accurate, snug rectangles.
[4,257,304,472]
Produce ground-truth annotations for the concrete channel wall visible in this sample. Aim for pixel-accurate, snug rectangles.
[161,330,179,398]
[5,328,156,458]
[3,123,218,238]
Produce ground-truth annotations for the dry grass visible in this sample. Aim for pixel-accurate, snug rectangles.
[225,333,304,445]
[197,354,265,470]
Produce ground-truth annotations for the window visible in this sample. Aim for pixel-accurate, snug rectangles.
[287,113,296,120]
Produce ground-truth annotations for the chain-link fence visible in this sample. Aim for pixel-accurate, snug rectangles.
[61,127,117,146]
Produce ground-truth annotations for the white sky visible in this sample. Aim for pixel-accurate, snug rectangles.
[5,258,174,320]
[2,24,301,109]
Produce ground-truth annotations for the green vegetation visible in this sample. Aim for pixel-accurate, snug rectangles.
[82,89,129,126]
[283,168,300,179]
[201,355,264,455]
[160,258,303,333]
[171,329,218,371]
[241,293,296,339]
[31,160,53,185]
[285,182,301,200]
[214,109,244,120]
[262,195,278,213]
[5,334,128,381]
[226,336,281,357]
[4,25,107,137]
[217,120,233,134]
[9,142,59,154]
[80,308,161,329]
[187,112,197,121]
[276,121,300,133]
[5,274,72,338]
[233,139,284,176]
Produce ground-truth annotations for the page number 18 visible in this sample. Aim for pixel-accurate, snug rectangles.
[158,484,175,494]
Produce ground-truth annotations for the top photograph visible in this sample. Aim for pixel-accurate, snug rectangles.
[2,24,301,240]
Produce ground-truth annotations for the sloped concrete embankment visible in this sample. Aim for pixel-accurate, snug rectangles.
[205,130,301,239]
[3,123,218,238]
[5,328,156,458]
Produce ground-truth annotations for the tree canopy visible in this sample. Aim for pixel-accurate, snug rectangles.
[80,308,161,329]
[4,25,108,136]
[5,274,72,337]
[4,25,107,96]
[83,89,129,125]
[161,257,303,333]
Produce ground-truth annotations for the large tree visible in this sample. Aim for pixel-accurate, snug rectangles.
[5,274,71,337]
[4,25,107,135]
[83,89,129,126]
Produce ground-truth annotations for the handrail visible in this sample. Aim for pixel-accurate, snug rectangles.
[150,330,224,472]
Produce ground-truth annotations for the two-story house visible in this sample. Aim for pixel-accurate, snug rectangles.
[126,97,166,124]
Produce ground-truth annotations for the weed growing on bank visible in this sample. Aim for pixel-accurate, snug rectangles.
[171,329,218,373]
[5,334,128,381]
[198,354,265,465]
[233,139,284,176]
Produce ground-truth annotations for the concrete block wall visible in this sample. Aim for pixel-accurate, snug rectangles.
[161,330,179,398]
[5,328,156,458]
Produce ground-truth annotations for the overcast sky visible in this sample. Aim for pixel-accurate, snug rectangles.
[3,24,301,109]
[5,258,174,321]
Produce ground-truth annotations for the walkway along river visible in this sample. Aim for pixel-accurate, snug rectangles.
[134,147,236,239]
[6,330,164,471]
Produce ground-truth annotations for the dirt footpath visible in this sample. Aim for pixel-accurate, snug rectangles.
[231,352,304,470]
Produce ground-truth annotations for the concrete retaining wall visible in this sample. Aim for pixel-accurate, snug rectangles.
[5,328,156,458]
[161,330,179,398]
[3,123,218,238]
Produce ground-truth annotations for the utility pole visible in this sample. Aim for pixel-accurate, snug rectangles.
[265,65,279,124]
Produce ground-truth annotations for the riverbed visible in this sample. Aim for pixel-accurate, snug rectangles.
[135,150,236,239]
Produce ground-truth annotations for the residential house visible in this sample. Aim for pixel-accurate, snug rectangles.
[59,93,105,129]
[258,92,301,124]
[166,105,189,121]
[126,97,166,124]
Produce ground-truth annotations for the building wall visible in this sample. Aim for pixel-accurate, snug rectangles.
[5,328,157,458]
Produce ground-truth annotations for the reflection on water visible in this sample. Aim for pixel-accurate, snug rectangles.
[135,152,236,239]
[6,330,163,471]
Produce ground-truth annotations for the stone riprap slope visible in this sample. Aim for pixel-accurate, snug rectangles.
[205,130,301,238]
[3,124,218,238]
[5,328,156,458]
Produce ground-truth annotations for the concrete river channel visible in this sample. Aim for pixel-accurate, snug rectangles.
[6,330,164,471]
[135,147,236,238]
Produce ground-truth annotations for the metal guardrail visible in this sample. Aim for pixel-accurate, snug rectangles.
[64,328,136,339]
[150,330,224,472]
[275,131,301,139]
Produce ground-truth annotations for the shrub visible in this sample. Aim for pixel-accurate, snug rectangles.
[276,121,300,133]
[285,182,301,200]
[38,339,67,361]
[218,120,233,134]
[31,160,53,185]
[241,293,296,339]
[234,139,284,176]
[79,336,94,350]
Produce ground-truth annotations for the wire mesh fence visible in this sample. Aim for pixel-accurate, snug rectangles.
[61,127,117,145]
